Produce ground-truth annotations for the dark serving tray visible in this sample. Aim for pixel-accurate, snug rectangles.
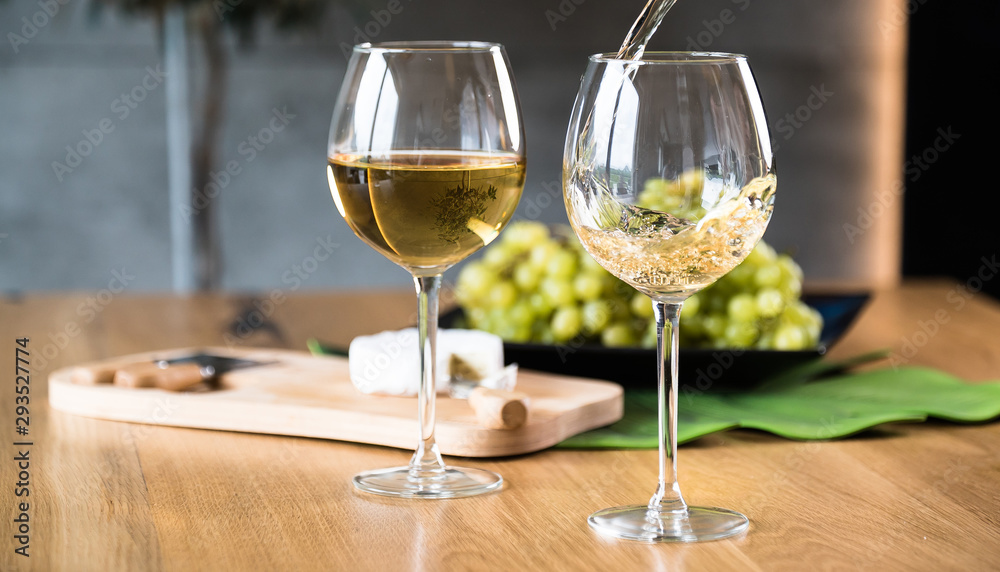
[440,294,870,391]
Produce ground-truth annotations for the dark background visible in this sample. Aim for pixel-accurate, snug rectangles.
[903,0,1000,299]
[2,1,994,296]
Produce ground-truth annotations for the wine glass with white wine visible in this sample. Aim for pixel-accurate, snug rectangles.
[563,52,775,540]
[327,41,526,498]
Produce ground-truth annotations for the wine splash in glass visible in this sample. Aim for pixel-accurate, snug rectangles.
[563,51,775,541]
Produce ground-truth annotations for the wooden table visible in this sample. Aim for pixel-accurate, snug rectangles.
[2,281,999,571]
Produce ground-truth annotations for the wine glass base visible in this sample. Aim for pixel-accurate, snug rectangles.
[588,505,748,542]
[353,466,502,499]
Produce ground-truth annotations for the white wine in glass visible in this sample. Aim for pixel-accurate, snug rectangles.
[564,52,775,541]
[328,151,525,271]
[327,42,526,498]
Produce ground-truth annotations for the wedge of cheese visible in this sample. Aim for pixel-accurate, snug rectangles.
[348,328,505,396]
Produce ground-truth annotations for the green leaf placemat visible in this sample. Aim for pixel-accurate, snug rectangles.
[307,340,1000,448]
[558,359,1000,449]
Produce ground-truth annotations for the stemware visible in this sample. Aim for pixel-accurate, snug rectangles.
[563,52,775,540]
[327,41,526,498]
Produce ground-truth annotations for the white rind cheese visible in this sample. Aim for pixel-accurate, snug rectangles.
[348,328,506,396]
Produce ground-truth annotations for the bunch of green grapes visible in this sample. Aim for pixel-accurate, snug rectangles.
[676,241,823,350]
[455,221,645,346]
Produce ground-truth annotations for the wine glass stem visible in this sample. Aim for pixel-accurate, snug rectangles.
[410,274,447,476]
[649,300,688,515]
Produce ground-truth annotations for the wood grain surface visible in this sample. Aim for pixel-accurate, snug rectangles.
[1,281,999,571]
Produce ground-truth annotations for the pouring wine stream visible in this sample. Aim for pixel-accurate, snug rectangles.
[617,0,679,60]
[620,0,696,531]
[587,0,680,229]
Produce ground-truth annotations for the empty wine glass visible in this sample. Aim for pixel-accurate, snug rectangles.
[563,52,775,540]
[327,41,526,498]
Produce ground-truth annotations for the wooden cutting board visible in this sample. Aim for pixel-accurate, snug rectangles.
[47,347,623,458]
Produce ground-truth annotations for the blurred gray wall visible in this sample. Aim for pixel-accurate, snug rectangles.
[0,0,907,293]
